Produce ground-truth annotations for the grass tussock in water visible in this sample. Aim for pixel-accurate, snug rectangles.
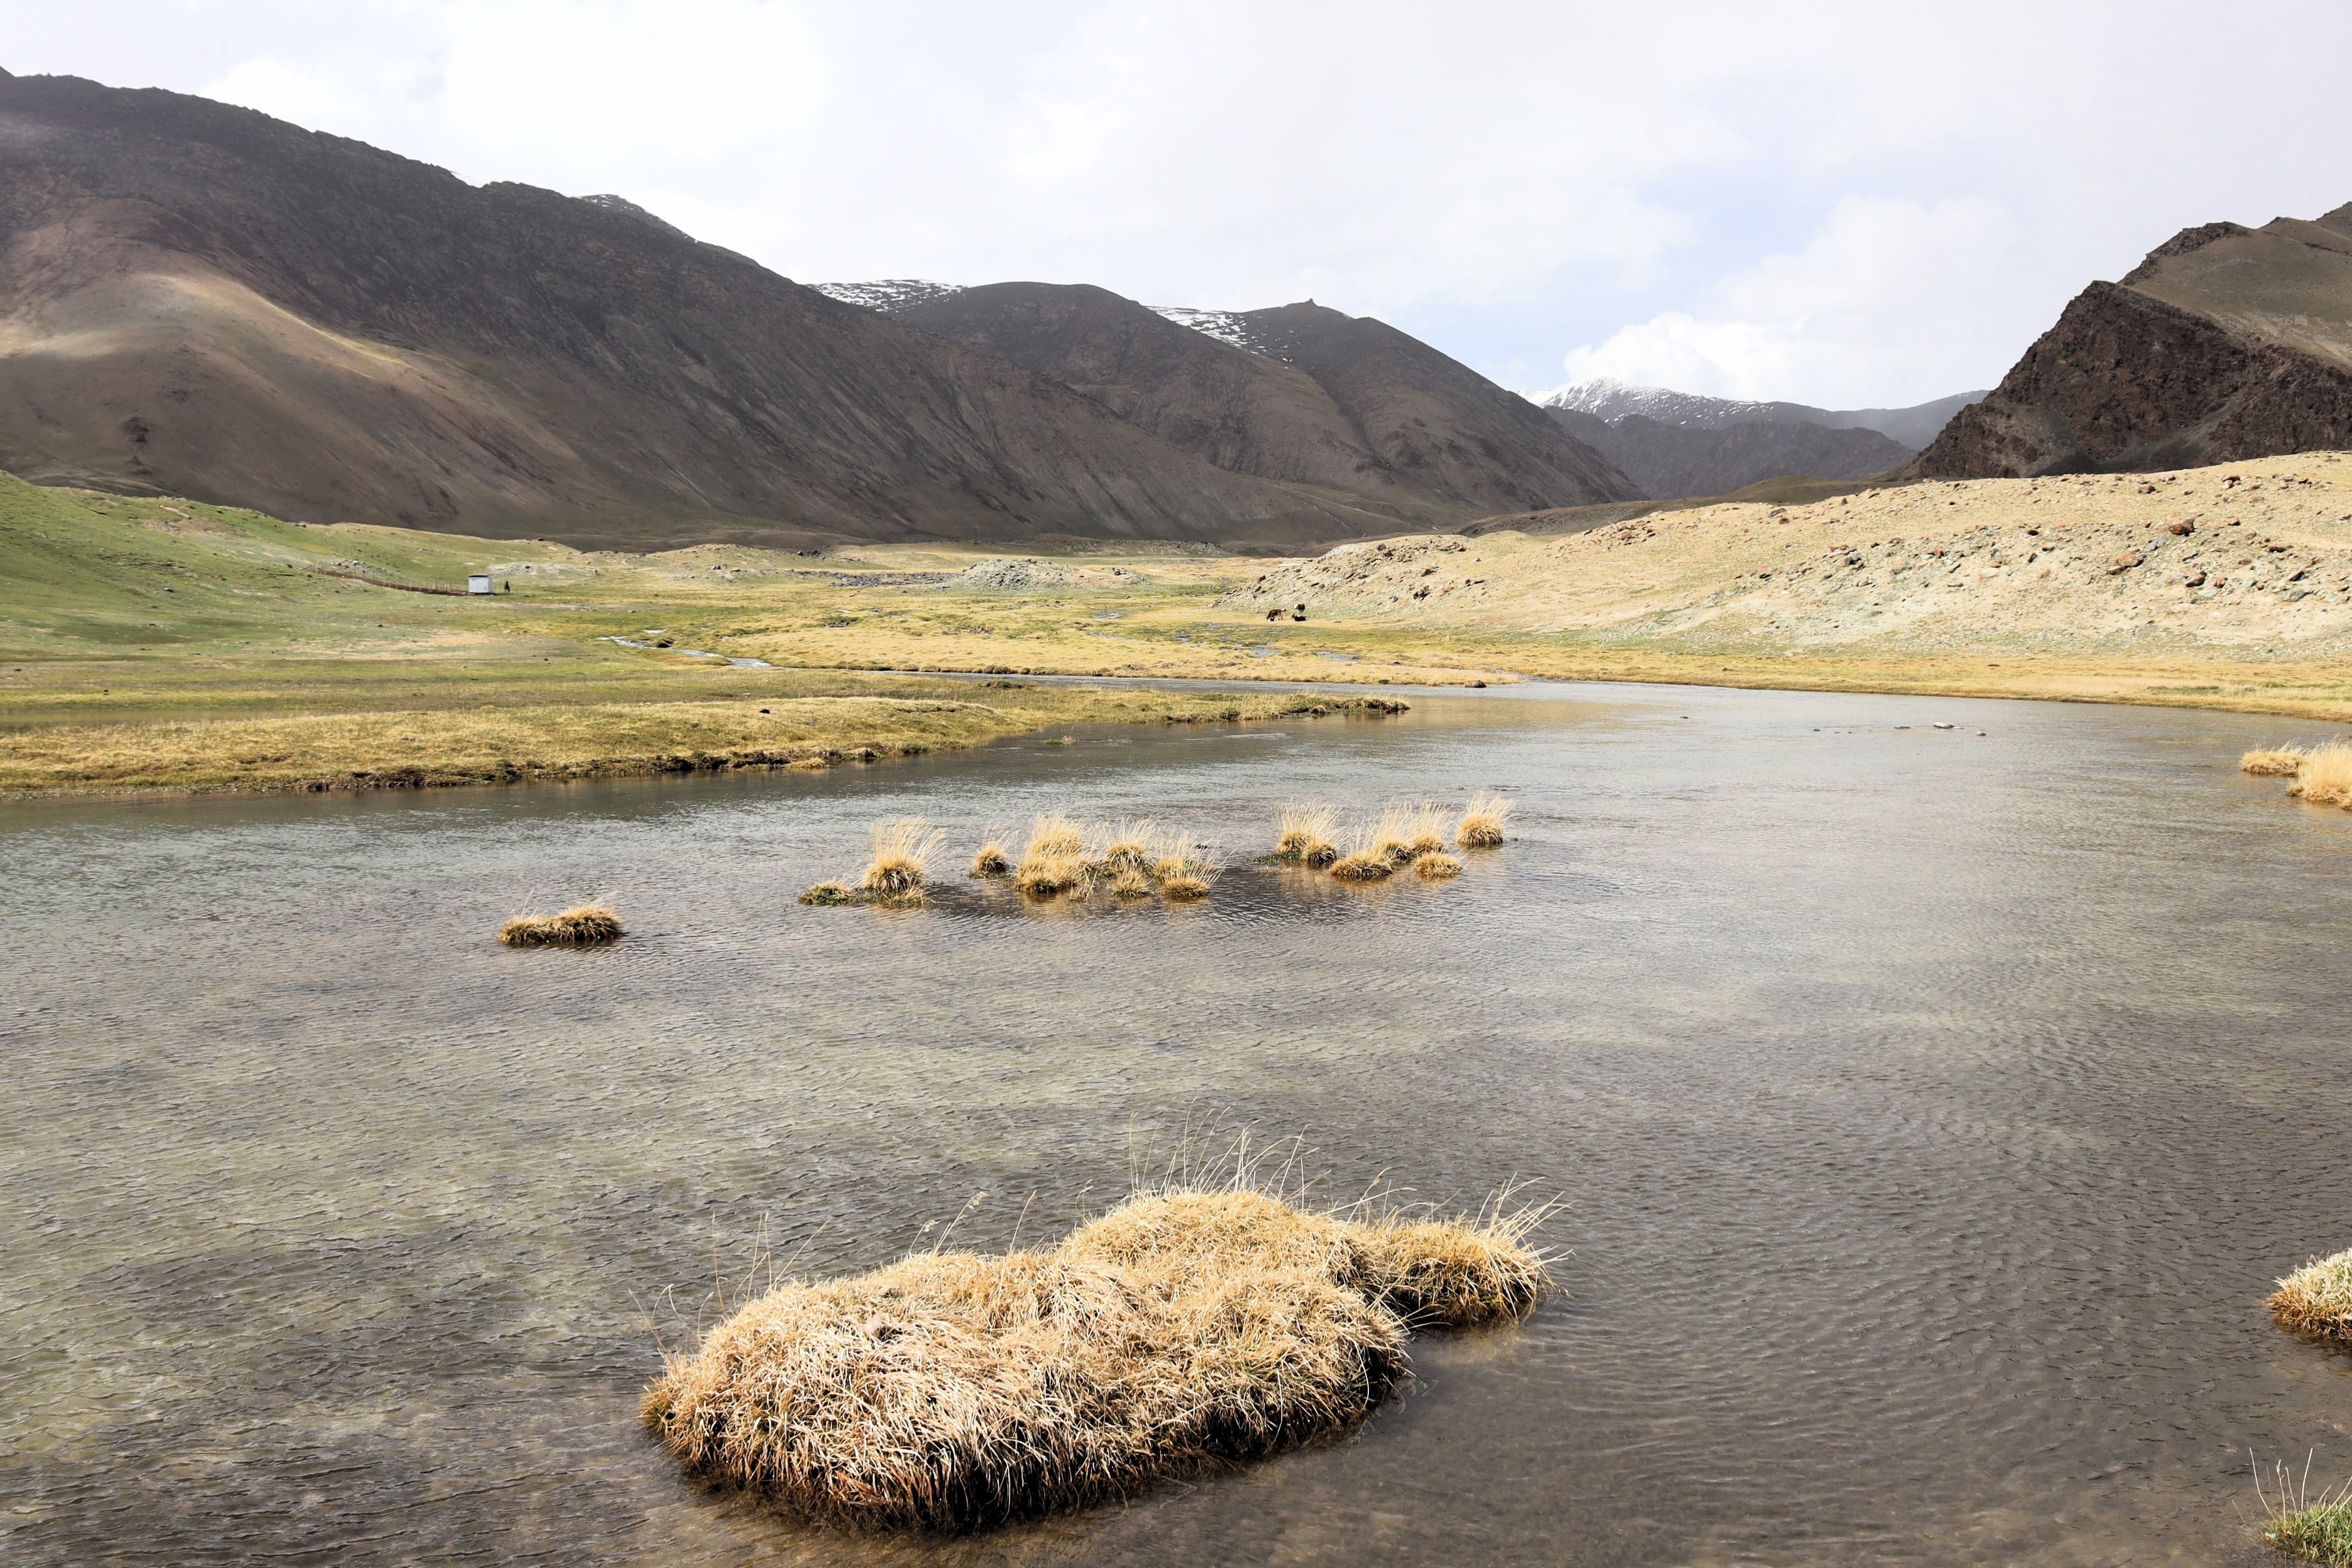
[641,1182,1552,1532]
[969,842,1011,877]
[798,881,855,907]
[2269,1250,2352,1344]
[2243,747,2309,777]
[862,818,946,902]
[1273,802,1340,866]
[1414,851,1463,880]
[497,903,622,946]
[1458,791,1514,849]
[1328,848,1395,881]
[2287,742,2352,808]
[2257,1456,2352,1566]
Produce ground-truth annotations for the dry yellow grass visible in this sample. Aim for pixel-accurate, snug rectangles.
[1094,819,1159,876]
[1159,872,1212,901]
[1274,802,1340,865]
[2269,1250,2352,1344]
[497,903,622,946]
[1458,791,1514,849]
[641,1185,1550,1531]
[970,841,1011,876]
[1014,813,1090,899]
[2242,747,2309,776]
[1368,804,1422,867]
[1402,802,1449,859]
[1328,850,1394,882]
[1414,851,1463,880]
[1109,867,1153,899]
[862,818,947,902]
[2288,742,2352,807]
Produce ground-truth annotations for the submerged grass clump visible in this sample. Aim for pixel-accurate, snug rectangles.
[2288,743,2352,809]
[2243,747,2309,777]
[2269,1250,2352,1344]
[798,881,855,907]
[498,902,623,946]
[641,1182,1552,1532]
[1458,791,1513,849]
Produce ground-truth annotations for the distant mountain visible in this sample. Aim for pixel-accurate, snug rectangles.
[0,73,1395,551]
[1548,409,1913,500]
[840,282,1640,520]
[1537,377,1985,449]
[1907,203,2352,478]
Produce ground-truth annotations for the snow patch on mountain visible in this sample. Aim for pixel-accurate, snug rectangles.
[1152,306,1267,355]
[1528,377,1795,428]
[812,279,965,313]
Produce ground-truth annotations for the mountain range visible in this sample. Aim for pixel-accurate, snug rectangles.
[0,70,1632,552]
[1521,379,1983,499]
[1909,203,2352,478]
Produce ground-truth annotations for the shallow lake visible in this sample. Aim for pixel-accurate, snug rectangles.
[6,680,2351,1566]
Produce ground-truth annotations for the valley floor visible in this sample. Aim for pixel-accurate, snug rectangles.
[5,454,2350,795]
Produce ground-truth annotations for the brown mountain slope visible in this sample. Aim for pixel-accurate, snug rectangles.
[1226,301,1640,513]
[889,282,1636,522]
[1908,203,2352,478]
[0,72,1384,551]
[1547,407,1913,498]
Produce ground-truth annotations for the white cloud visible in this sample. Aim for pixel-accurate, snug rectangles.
[1551,198,2025,406]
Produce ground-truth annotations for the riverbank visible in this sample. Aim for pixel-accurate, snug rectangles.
[9,460,2352,796]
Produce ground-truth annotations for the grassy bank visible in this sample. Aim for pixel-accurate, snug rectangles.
[13,460,2352,797]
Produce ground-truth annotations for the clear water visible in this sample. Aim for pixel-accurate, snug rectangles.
[6,680,2350,1567]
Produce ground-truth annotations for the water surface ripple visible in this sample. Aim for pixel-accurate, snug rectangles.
[5,682,2350,1566]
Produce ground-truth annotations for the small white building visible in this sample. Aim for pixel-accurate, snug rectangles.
[467,574,494,595]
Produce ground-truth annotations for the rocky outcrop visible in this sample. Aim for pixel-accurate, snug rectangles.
[1908,205,2352,479]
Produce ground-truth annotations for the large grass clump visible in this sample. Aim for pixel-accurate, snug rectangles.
[2269,1250,2352,1344]
[2288,743,2352,809]
[498,902,623,946]
[641,1183,1551,1531]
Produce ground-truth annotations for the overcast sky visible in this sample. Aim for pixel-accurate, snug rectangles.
[10,1,2351,408]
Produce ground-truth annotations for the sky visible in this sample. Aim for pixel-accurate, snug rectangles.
[10,0,2351,409]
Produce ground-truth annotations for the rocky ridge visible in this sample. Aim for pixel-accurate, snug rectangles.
[1909,203,2352,479]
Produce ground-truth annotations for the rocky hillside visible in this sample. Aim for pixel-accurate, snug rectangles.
[1548,408,1913,499]
[835,283,1640,519]
[1908,204,2352,479]
[0,72,1387,552]
[1223,455,2352,656]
